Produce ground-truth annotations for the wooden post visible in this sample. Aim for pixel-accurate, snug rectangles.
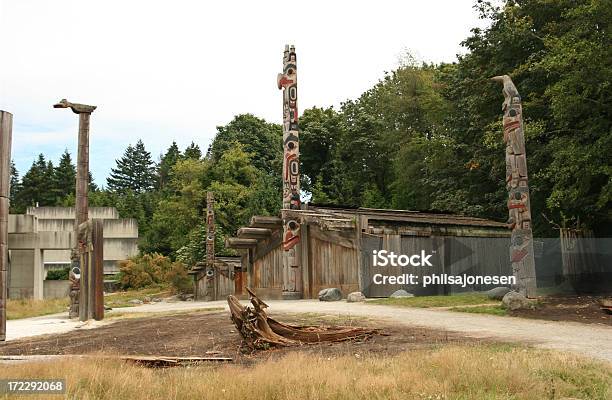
[0,111,13,341]
[54,99,96,317]
[491,75,537,298]
[205,191,215,301]
[77,220,104,321]
[277,45,302,300]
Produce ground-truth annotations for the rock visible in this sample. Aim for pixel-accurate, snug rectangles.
[179,293,195,301]
[127,299,143,305]
[347,292,366,302]
[487,286,511,300]
[318,288,343,302]
[151,297,162,303]
[143,296,152,303]
[390,290,414,298]
[501,291,531,310]
[104,305,113,311]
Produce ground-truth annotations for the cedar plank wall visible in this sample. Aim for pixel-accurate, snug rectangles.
[307,225,360,298]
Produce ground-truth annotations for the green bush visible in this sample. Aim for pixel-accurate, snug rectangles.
[166,262,193,294]
[46,268,69,280]
[117,253,172,289]
[117,253,193,293]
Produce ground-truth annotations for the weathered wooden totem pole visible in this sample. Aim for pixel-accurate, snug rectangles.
[277,45,302,299]
[0,111,13,341]
[53,99,100,318]
[491,75,537,298]
[204,191,216,301]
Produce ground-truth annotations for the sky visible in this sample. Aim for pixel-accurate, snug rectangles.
[0,0,489,186]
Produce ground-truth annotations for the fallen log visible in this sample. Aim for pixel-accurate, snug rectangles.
[228,288,382,349]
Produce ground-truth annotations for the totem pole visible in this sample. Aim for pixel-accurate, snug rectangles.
[54,99,97,318]
[491,75,537,298]
[205,191,215,301]
[0,111,13,341]
[277,45,302,299]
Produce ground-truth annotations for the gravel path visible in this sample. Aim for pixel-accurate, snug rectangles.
[4,299,612,363]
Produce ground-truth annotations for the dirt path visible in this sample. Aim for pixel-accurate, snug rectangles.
[4,299,612,363]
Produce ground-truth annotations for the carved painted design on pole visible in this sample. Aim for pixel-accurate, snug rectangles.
[277,45,302,298]
[54,99,97,318]
[491,75,537,298]
[205,191,215,301]
[0,111,13,341]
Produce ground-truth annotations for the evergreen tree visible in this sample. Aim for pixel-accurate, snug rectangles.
[107,140,156,193]
[17,154,55,207]
[9,161,22,213]
[183,142,202,160]
[158,141,181,189]
[52,150,76,203]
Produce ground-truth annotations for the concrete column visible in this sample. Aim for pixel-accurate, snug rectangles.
[32,249,44,300]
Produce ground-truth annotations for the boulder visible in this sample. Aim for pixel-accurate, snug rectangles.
[486,286,511,300]
[390,289,414,298]
[501,291,531,310]
[127,299,143,305]
[347,292,366,302]
[318,288,343,302]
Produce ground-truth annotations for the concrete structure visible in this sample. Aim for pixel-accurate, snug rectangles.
[43,280,71,299]
[7,207,138,299]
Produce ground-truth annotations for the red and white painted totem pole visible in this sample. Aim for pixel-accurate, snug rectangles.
[491,75,537,298]
[277,45,302,299]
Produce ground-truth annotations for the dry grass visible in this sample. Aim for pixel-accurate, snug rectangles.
[6,297,69,320]
[0,345,609,399]
[371,293,493,308]
[104,286,173,308]
[105,307,224,320]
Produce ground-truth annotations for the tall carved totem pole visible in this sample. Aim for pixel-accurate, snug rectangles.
[491,75,537,298]
[54,99,97,318]
[277,45,302,299]
[205,191,216,301]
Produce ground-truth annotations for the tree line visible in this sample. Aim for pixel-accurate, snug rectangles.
[10,0,611,267]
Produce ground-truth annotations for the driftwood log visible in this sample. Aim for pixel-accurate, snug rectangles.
[228,288,381,349]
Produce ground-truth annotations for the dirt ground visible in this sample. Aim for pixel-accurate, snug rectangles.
[511,295,612,325]
[0,310,475,363]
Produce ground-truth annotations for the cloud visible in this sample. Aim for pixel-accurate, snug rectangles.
[1,0,488,184]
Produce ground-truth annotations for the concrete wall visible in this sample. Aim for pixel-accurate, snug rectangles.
[8,249,44,299]
[8,207,139,299]
[27,206,119,220]
[43,280,71,299]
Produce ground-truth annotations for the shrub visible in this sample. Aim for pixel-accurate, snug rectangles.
[117,253,172,289]
[166,262,194,294]
[117,253,193,293]
[46,268,69,280]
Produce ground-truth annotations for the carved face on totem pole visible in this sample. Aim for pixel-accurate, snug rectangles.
[278,45,300,212]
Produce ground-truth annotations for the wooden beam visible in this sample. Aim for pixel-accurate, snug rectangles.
[225,237,258,249]
[250,216,282,229]
[237,227,272,239]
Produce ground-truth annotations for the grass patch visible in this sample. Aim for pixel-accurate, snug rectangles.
[450,305,508,316]
[371,292,493,308]
[0,345,609,399]
[106,307,224,320]
[104,285,173,308]
[6,297,69,320]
